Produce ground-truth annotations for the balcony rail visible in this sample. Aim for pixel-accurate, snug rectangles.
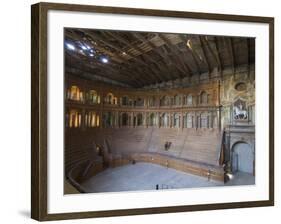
[66,98,214,109]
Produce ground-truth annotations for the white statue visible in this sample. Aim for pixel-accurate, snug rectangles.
[233,104,247,120]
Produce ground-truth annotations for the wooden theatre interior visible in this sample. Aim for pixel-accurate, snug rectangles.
[64,28,256,193]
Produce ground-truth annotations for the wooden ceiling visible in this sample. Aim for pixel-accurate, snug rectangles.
[65,28,255,88]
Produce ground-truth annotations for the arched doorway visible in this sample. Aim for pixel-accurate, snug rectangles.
[232,142,254,174]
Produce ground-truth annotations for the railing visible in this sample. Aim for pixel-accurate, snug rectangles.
[217,129,225,166]
[66,159,90,193]
[66,98,217,110]
[155,184,175,190]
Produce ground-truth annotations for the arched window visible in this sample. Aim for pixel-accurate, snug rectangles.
[182,95,187,105]
[136,113,143,126]
[160,96,165,106]
[231,142,253,173]
[121,96,131,106]
[121,113,129,126]
[187,113,193,128]
[200,113,209,128]
[174,95,181,106]
[187,94,193,106]
[85,111,97,128]
[135,98,144,107]
[183,113,194,128]
[69,86,83,101]
[104,93,116,105]
[103,112,114,127]
[200,91,208,104]
[149,113,156,126]
[148,96,156,107]
[91,113,96,127]
[173,113,180,128]
[183,114,187,128]
[88,90,99,104]
[160,96,169,106]
[160,113,169,128]
[96,115,100,127]
[121,96,128,105]
[69,109,81,128]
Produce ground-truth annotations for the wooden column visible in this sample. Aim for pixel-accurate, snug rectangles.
[144,112,147,128]
[100,111,103,128]
[169,113,172,128]
[195,112,198,129]
[181,112,184,130]
[157,112,160,128]
[116,111,119,128]
[218,107,221,130]
[210,111,213,128]
[131,112,134,127]
[81,109,86,130]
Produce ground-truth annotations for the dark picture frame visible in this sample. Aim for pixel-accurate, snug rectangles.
[31,2,274,221]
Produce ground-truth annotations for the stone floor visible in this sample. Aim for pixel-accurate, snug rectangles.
[225,171,255,186]
[81,162,255,193]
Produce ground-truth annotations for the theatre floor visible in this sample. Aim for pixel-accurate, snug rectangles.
[81,162,255,193]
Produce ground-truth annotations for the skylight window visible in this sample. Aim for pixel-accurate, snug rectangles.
[81,45,87,50]
[101,57,109,63]
[66,43,75,51]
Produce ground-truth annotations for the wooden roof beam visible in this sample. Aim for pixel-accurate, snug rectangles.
[164,36,194,77]
[213,36,223,78]
[83,30,160,84]
[134,33,178,81]
[64,34,145,87]
[67,30,123,63]
[156,46,184,80]
[203,36,222,75]
[131,33,173,81]
[158,34,189,78]
[158,33,192,75]
[225,37,235,74]
[246,38,251,78]
[230,38,236,74]
[178,34,201,75]
[104,31,165,83]
[65,53,139,87]
[198,36,211,76]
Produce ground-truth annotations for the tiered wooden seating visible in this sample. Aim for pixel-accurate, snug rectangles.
[65,127,224,183]
[65,129,102,172]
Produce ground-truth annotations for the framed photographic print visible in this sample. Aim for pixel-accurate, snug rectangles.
[31,2,274,221]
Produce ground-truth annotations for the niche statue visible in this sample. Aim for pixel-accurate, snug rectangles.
[233,99,248,120]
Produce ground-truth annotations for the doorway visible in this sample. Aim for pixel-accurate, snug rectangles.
[232,142,254,174]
